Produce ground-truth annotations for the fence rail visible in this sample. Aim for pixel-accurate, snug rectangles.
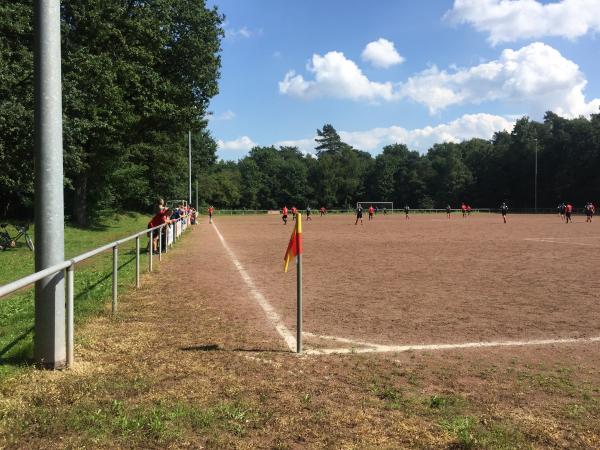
[0,216,191,367]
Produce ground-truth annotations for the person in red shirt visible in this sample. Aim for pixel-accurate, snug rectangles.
[320,206,326,217]
[565,203,573,223]
[291,206,298,221]
[461,203,467,218]
[282,206,288,225]
[148,205,171,253]
[208,205,214,224]
[368,205,375,221]
[467,205,472,216]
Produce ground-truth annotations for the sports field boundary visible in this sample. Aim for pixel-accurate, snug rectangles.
[212,219,600,357]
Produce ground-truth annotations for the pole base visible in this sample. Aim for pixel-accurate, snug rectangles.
[37,359,67,370]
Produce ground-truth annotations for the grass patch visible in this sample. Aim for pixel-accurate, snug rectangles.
[0,212,180,379]
[1,397,258,447]
[440,416,530,449]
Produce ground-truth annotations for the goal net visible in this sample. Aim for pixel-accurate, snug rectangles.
[356,202,393,212]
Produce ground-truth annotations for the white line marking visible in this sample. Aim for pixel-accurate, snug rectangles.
[304,334,600,355]
[524,237,598,247]
[212,223,297,352]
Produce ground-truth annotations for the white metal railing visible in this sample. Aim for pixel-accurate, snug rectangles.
[0,215,191,367]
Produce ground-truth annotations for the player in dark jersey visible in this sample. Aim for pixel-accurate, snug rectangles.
[355,205,364,225]
[404,205,410,220]
[558,203,566,220]
[306,206,312,221]
[500,202,508,223]
[446,204,451,219]
[585,202,595,222]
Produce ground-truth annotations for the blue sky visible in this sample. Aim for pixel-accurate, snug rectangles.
[206,0,600,161]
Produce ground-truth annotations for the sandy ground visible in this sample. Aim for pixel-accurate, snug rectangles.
[213,212,600,347]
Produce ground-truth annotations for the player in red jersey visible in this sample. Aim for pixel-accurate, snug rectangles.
[319,206,326,217]
[282,206,288,225]
[565,202,573,223]
[467,205,472,216]
[291,206,298,221]
[368,205,375,221]
[208,205,214,224]
[461,203,467,218]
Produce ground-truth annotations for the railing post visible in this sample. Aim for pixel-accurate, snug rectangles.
[112,245,118,313]
[135,236,140,288]
[66,264,74,367]
[149,229,153,272]
[164,225,168,254]
[158,225,162,261]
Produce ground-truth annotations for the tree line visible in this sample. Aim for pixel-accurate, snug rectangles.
[1,0,222,225]
[198,113,600,210]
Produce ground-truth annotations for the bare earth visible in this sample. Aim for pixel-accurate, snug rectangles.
[1,212,600,449]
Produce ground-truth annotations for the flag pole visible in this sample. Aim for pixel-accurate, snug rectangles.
[296,213,302,354]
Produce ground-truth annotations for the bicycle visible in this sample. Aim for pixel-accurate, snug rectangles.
[0,223,34,251]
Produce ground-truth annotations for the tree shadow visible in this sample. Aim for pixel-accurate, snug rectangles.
[0,326,34,366]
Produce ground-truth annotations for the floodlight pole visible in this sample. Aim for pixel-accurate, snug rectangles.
[195,178,198,210]
[33,0,66,369]
[534,138,538,213]
[188,131,192,206]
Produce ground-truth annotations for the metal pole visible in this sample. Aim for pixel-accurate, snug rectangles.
[112,245,118,313]
[149,229,153,272]
[188,131,192,206]
[158,226,162,261]
[66,264,74,367]
[34,0,66,369]
[195,179,198,210]
[135,236,140,288]
[296,214,302,354]
[534,138,538,213]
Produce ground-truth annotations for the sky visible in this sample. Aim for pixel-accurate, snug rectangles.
[205,0,600,161]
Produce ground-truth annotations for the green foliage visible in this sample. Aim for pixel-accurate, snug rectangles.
[0,0,223,223]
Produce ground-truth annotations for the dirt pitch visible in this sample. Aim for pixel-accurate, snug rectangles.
[2,212,600,449]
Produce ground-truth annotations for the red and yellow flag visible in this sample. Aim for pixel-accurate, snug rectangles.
[284,213,302,272]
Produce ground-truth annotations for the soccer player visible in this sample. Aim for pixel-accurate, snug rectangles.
[383,207,387,215]
[585,202,595,222]
[291,206,297,221]
[355,205,364,225]
[368,205,375,221]
[461,202,467,218]
[208,205,214,224]
[446,204,452,219]
[565,202,573,223]
[558,203,565,220]
[467,205,472,216]
[404,205,410,220]
[306,206,312,221]
[320,206,326,217]
[500,202,508,223]
[282,206,288,225]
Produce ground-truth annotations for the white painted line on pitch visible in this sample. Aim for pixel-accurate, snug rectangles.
[212,223,297,352]
[303,333,600,355]
[524,238,598,247]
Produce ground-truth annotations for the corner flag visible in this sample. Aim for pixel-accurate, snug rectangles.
[284,213,302,272]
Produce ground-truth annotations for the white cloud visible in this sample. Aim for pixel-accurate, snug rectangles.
[280,42,600,117]
[215,110,236,121]
[278,51,396,102]
[270,113,515,156]
[217,136,256,151]
[445,0,600,44]
[400,42,600,116]
[339,113,514,153]
[361,38,405,68]
[225,25,262,40]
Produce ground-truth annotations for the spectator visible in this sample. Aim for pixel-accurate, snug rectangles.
[148,203,171,253]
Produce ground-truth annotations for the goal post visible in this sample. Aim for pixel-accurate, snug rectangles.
[356,201,394,212]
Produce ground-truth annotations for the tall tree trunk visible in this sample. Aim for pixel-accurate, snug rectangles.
[73,173,88,227]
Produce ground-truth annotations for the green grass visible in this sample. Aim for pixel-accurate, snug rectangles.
[0,212,175,379]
